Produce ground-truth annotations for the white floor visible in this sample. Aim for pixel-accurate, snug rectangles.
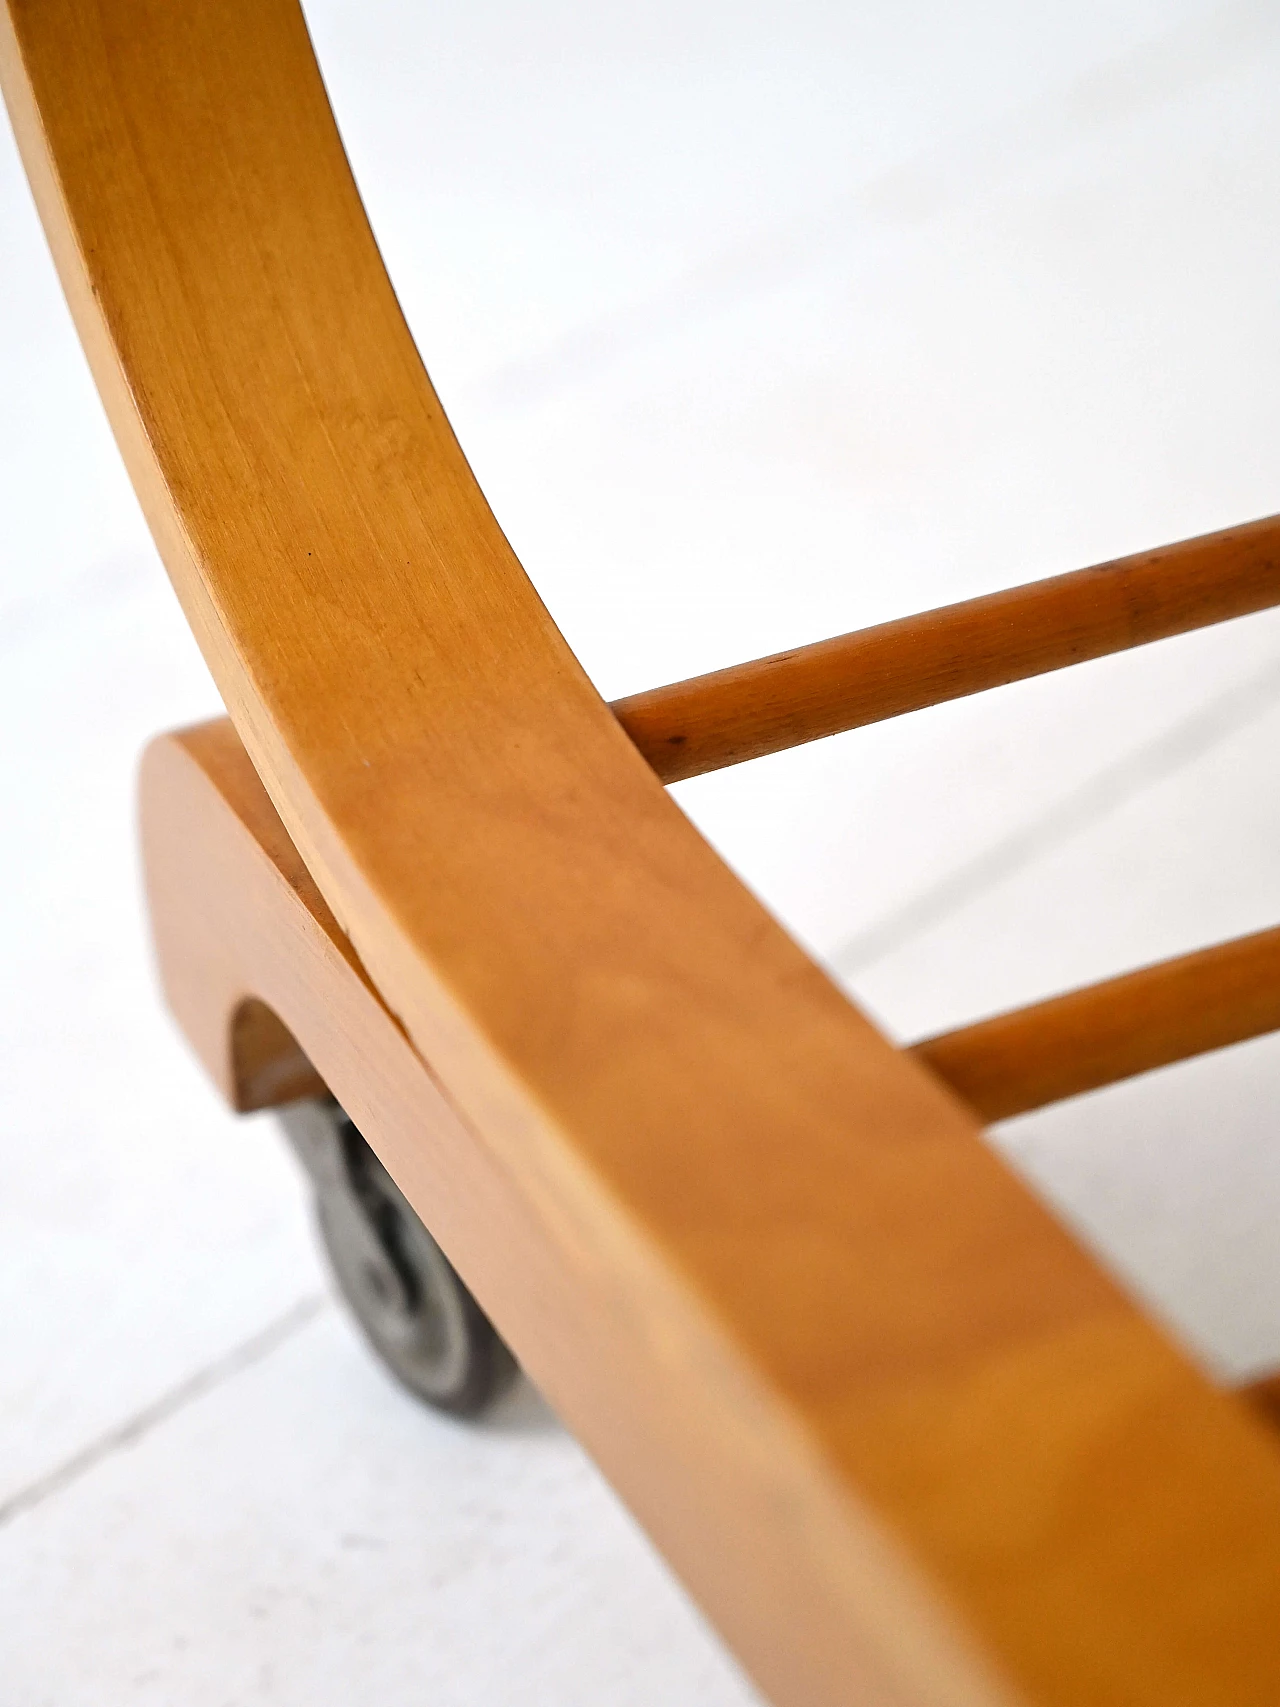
[3,1,1280,1699]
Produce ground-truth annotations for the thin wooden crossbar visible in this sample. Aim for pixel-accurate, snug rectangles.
[14,0,1280,1691]
[142,712,1280,1702]
[612,515,1280,782]
[910,924,1280,1122]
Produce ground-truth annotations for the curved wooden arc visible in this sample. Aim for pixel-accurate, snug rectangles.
[8,3,1280,1700]
[614,517,1280,782]
[144,719,1019,1707]
[145,719,1280,1706]
[189,701,1280,1151]
[141,716,1280,1419]
[147,718,1280,1700]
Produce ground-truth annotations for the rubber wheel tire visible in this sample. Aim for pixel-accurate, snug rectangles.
[284,1100,516,1416]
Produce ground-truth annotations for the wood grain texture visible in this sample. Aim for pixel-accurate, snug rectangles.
[158,722,1280,1454]
[911,927,1280,1122]
[147,717,1280,1707]
[152,727,1280,1467]
[612,518,1280,781]
[142,720,1018,1707]
[8,1,1280,1698]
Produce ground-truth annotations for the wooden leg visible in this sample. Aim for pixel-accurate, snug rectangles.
[147,718,1022,1707]
[142,716,1280,1707]
[146,717,1280,1440]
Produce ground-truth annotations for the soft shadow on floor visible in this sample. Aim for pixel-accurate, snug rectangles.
[477,1372,564,1438]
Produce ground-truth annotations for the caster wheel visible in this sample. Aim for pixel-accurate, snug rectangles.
[278,1098,516,1416]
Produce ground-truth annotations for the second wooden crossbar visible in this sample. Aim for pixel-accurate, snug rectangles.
[613,514,1280,782]
[910,924,1280,1121]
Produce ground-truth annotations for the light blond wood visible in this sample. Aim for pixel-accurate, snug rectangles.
[148,720,1280,1468]
[10,1,1280,1698]
[143,719,1019,1707]
[612,518,1280,782]
[146,719,1280,1705]
[911,927,1280,1122]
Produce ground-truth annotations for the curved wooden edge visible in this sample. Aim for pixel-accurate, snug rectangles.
[613,517,1280,783]
[167,729,1280,1439]
[140,719,1016,1707]
[11,0,1280,1693]
[143,717,1280,1707]
[911,927,1280,1122]
[160,718,1280,1437]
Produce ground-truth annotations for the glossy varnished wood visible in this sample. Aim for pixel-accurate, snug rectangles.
[613,517,1280,781]
[911,926,1280,1121]
[144,717,1280,1447]
[9,3,1280,1700]
[147,717,1280,1438]
[147,700,1280,1707]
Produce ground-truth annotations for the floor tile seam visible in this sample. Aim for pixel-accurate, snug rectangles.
[0,1291,331,1530]
[827,649,1280,981]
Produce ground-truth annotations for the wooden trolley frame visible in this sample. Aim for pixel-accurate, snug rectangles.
[5,3,1280,1702]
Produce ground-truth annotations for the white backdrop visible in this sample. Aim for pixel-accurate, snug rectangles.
[3,2,1280,1700]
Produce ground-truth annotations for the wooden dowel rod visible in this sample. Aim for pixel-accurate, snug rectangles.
[612,514,1280,783]
[909,925,1280,1123]
[911,938,1280,1430]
